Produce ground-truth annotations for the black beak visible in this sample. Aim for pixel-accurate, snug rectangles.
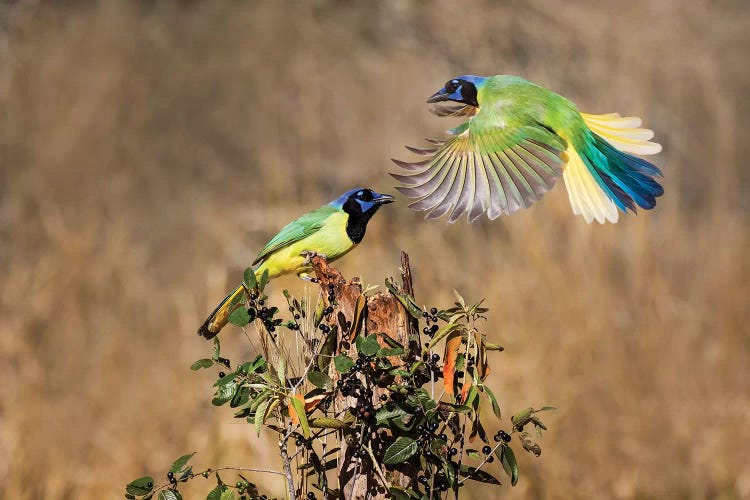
[426,90,449,104]
[373,193,395,205]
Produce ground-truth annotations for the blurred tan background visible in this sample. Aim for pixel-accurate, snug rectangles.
[1,1,749,498]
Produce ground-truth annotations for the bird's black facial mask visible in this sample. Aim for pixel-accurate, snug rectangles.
[342,190,394,243]
[427,79,479,107]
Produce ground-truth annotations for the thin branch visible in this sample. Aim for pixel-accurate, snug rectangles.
[364,444,392,490]
[279,424,298,500]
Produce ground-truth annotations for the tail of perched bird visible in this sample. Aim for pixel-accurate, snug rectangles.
[197,284,246,339]
[562,113,663,224]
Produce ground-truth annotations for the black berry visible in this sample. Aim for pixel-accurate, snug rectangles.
[482,445,492,455]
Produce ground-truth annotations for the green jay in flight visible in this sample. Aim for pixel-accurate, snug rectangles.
[198,188,394,339]
[392,75,663,223]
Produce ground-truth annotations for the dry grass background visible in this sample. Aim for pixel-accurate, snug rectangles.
[1,0,749,498]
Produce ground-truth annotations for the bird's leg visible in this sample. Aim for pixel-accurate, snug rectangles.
[297,272,317,283]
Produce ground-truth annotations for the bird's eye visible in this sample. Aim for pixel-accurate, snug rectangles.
[358,190,374,202]
[445,80,459,93]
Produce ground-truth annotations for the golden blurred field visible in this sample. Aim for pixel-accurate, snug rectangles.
[1,1,749,498]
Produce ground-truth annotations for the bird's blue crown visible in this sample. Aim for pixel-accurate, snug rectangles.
[330,188,366,209]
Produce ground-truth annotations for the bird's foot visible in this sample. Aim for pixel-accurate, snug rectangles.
[298,272,318,283]
[300,250,327,264]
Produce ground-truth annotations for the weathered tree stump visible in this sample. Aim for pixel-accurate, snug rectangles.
[309,252,419,499]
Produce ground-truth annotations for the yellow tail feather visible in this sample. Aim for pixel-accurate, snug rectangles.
[197,284,246,339]
[581,112,662,156]
[562,146,619,224]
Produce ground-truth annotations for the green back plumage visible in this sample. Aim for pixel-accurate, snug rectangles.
[252,205,338,265]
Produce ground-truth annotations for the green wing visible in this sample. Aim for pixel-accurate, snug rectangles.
[391,112,567,222]
[252,205,338,265]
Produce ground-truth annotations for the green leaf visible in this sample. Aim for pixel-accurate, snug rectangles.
[258,269,269,292]
[333,355,354,374]
[254,397,271,437]
[498,444,519,486]
[384,278,423,319]
[206,485,228,500]
[378,347,405,357]
[388,368,410,377]
[375,405,408,424]
[453,289,466,308]
[158,490,182,500]
[317,326,338,372]
[290,396,311,439]
[382,436,419,465]
[190,359,213,370]
[430,321,463,347]
[169,452,196,474]
[313,298,325,328]
[212,338,221,361]
[212,381,237,406]
[380,335,404,349]
[537,406,557,412]
[511,407,534,428]
[239,355,266,375]
[230,386,250,408]
[484,342,504,351]
[481,385,502,419]
[220,488,235,500]
[463,385,479,408]
[359,334,380,356]
[465,448,482,460]
[442,460,457,488]
[276,357,286,388]
[458,464,502,485]
[309,417,349,429]
[307,371,332,390]
[243,268,257,290]
[213,372,237,387]
[247,389,272,412]
[228,307,250,327]
[126,476,154,496]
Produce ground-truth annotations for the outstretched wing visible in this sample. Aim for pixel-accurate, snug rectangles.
[391,119,568,222]
[252,206,337,265]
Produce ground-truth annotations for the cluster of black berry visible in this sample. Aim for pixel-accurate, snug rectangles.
[421,307,440,341]
[335,363,377,422]
[494,429,512,443]
[417,471,452,494]
[285,298,303,331]
[244,290,284,336]
[315,284,337,333]
[481,444,496,462]
[217,356,231,377]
